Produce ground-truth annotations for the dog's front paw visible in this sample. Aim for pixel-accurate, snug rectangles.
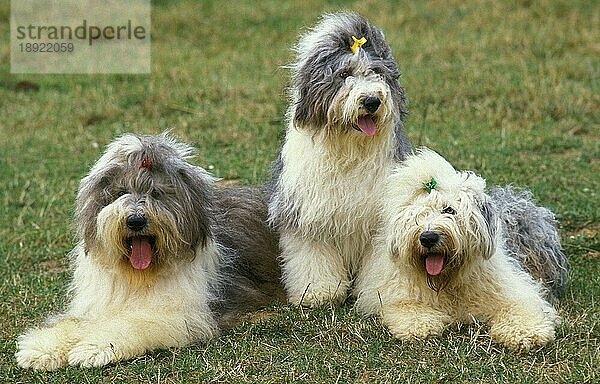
[68,341,118,368]
[288,280,350,307]
[15,328,70,371]
[490,317,555,350]
[384,316,446,339]
[68,340,122,368]
[382,306,450,340]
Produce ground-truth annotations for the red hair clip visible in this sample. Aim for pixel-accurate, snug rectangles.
[140,157,152,170]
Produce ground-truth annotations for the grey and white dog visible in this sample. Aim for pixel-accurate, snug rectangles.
[16,133,284,370]
[268,12,411,306]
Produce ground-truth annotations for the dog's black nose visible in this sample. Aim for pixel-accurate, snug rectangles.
[126,214,147,232]
[362,96,381,113]
[419,231,440,248]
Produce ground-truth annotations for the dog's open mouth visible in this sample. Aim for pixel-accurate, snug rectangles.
[423,253,445,276]
[355,115,377,137]
[125,236,156,270]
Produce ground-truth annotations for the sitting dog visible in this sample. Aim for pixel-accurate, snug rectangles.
[267,12,411,306]
[16,133,283,370]
[355,148,560,349]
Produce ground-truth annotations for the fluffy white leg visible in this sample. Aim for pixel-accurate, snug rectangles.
[16,318,79,371]
[67,311,216,368]
[280,232,349,306]
[474,266,558,349]
[487,295,557,350]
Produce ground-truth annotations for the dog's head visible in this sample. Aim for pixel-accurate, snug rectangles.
[384,148,498,290]
[74,133,215,272]
[290,12,408,139]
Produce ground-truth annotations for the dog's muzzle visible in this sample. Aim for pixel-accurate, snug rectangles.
[362,95,381,114]
[126,214,147,232]
[419,231,445,276]
[125,214,154,270]
[354,95,382,137]
[419,231,440,248]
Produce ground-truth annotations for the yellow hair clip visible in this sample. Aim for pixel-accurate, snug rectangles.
[350,36,367,54]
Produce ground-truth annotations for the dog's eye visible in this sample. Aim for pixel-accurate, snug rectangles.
[150,189,162,199]
[338,68,352,79]
[114,189,127,198]
[442,207,456,215]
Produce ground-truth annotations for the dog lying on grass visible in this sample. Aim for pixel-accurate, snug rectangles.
[16,133,283,370]
[355,148,562,349]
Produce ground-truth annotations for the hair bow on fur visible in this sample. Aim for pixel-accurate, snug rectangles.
[350,36,367,54]
[423,177,437,193]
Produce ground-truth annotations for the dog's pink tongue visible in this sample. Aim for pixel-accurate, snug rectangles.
[357,115,377,137]
[425,255,445,276]
[130,236,152,270]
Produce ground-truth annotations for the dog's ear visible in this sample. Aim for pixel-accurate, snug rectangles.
[479,197,498,259]
[293,89,315,128]
[74,165,119,252]
[172,164,215,249]
[292,51,341,130]
[293,62,329,129]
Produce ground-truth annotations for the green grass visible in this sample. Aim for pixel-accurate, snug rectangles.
[1,0,598,382]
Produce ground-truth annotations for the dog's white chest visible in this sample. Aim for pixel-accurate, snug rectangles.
[279,128,388,237]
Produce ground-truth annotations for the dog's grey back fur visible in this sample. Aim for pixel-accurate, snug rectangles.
[212,185,285,325]
[490,186,568,295]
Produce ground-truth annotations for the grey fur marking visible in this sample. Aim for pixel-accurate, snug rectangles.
[479,196,498,260]
[212,185,285,325]
[490,186,568,295]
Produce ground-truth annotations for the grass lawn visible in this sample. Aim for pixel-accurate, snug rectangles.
[1,0,598,382]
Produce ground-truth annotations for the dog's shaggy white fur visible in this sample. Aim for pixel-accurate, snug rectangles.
[268,12,410,306]
[16,134,282,370]
[354,149,558,349]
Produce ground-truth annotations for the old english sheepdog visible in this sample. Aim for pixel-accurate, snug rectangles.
[16,133,283,370]
[268,12,411,306]
[355,149,562,349]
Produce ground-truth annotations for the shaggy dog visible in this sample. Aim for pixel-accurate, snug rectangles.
[16,134,283,370]
[268,12,410,306]
[355,149,561,349]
